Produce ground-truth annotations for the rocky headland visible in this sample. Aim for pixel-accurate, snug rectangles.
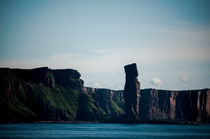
[0,66,209,124]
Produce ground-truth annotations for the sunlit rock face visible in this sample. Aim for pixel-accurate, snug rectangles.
[124,63,140,122]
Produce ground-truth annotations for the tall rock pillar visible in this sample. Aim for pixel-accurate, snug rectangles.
[124,63,140,122]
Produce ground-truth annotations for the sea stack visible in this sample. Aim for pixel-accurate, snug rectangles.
[124,63,140,122]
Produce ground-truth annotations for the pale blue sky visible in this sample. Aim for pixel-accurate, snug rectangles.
[0,0,210,90]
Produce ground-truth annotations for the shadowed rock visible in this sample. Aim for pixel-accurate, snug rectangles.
[124,63,140,122]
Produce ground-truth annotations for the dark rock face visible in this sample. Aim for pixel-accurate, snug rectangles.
[0,67,124,123]
[0,67,209,124]
[139,89,210,124]
[0,67,85,123]
[81,88,125,122]
[124,63,140,122]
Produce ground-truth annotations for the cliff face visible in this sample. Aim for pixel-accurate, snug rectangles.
[80,88,124,121]
[0,67,209,124]
[122,63,210,124]
[0,67,124,123]
[139,89,210,123]
[0,67,84,123]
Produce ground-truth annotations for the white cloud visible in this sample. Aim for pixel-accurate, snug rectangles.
[180,76,190,84]
[150,78,163,85]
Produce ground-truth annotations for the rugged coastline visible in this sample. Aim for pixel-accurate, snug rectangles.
[0,67,209,124]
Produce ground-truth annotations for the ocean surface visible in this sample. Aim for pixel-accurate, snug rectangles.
[0,123,210,139]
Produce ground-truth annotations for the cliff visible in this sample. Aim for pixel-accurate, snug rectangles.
[0,67,209,124]
[82,88,210,124]
[0,67,84,123]
[0,67,124,123]
[79,88,124,121]
[139,89,210,124]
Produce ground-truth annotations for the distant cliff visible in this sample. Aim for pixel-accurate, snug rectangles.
[0,67,209,124]
[81,88,124,121]
[122,63,210,124]
[83,88,210,124]
[139,89,210,124]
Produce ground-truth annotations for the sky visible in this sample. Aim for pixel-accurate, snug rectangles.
[0,0,210,90]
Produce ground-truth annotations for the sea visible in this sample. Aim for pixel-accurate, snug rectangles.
[0,123,210,139]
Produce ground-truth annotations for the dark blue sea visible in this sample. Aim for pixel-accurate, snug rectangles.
[0,123,210,139]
